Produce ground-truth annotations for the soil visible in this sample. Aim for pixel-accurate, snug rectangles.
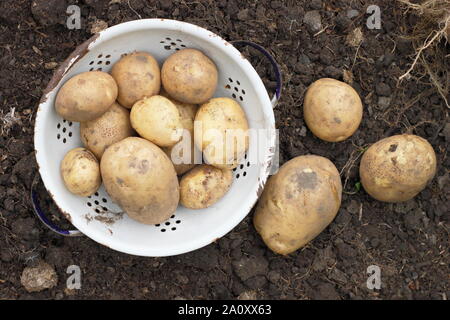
[0,0,449,300]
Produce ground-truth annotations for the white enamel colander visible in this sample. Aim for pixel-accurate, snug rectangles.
[32,19,282,257]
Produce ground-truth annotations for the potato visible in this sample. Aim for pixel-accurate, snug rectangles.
[180,165,233,209]
[100,137,179,225]
[253,155,342,255]
[60,148,101,197]
[194,97,249,170]
[80,102,134,160]
[111,51,161,108]
[304,78,363,142]
[161,92,199,175]
[360,134,436,202]
[55,71,118,122]
[130,95,183,147]
[161,49,218,104]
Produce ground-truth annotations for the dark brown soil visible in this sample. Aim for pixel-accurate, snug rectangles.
[0,0,449,300]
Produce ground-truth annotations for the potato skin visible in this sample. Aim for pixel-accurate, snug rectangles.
[111,52,161,108]
[80,102,134,159]
[194,97,249,170]
[100,137,179,225]
[360,134,436,202]
[254,155,342,255]
[161,49,218,104]
[60,148,101,197]
[55,71,118,122]
[304,78,363,142]
[130,95,183,147]
[161,93,199,175]
[180,165,233,209]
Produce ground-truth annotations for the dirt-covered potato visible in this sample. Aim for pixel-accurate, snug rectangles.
[194,97,249,170]
[161,92,199,175]
[254,155,342,255]
[55,71,118,122]
[80,102,134,160]
[111,51,161,108]
[360,134,437,202]
[161,49,218,104]
[180,165,233,209]
[100,137,179,225]
[60,148,101,197]
[304,78,363,142]
[130,95,183,147]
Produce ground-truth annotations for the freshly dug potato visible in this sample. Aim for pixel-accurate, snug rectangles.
[161,91,199,175]
[254,155,342,255]
[304,78,363,142]
[360,134,436,202]
[55,71,118,122]
[80,102,134,159]
[130,95,183,147]
[60,148,101,197]
[161,49,218,104]
[111,51,161,108]
[180,165,233,209]
[100,137,179,225]
[194,97,249,170]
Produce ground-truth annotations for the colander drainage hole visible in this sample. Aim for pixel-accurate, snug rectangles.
[161,229,166,232]
[87,202,92,207]
[176,220,181,224]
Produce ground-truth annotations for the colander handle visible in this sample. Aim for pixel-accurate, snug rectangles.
[231,40,282,108]
[30,174,82,237]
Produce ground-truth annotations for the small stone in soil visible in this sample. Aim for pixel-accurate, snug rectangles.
[21,261,58,293]
[232,255,269,281]
[346,200,360,214]
[347,9,359,19]
[303,11,322,34]
[378,96,391,109]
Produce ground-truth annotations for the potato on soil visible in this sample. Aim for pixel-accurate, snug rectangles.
[111,51,161,108]
[130,95,183,147]
[80,102,134,159]
[55,71,118,122]
[303,78,363,142]
[253,155,342,255]
[161,48,218,104]
[180,165,233,209]
[100,137,179,225]
[60,148,101,197]
[160,91,199,175]
[194,97,249,170]
[359,134,436,202]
